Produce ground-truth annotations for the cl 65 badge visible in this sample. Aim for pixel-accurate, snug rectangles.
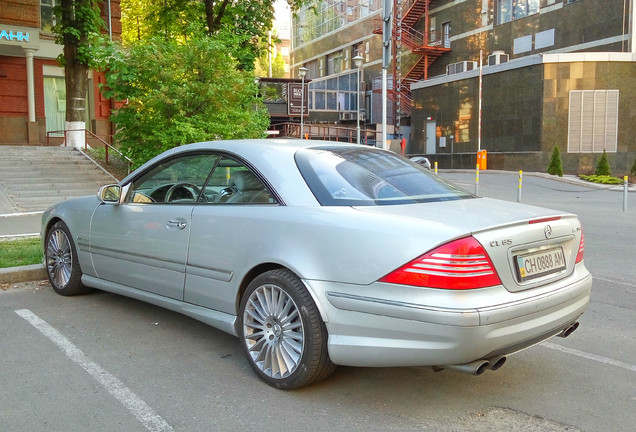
[490,238,512,247]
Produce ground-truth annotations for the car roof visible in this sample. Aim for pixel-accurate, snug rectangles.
[174,138,362,155]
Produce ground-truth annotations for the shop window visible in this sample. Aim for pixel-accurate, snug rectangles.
[567,90,619,153]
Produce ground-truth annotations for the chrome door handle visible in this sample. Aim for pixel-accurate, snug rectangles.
[167,219,187,230]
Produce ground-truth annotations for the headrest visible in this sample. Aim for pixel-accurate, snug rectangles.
[229,171,264,191]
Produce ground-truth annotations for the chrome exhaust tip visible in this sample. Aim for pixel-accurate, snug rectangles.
[486,355,507,371]
[445,359,491,376]
[558,321,580,338]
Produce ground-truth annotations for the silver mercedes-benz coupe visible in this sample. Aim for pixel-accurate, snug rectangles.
[42,139,591,389]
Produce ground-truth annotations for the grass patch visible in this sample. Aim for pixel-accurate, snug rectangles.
[578,174,625,185]
[85,147,131,181]
[0,238,43,268]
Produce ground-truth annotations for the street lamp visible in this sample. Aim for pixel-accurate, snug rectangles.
[298,66,308,139]
[352,55,364,144]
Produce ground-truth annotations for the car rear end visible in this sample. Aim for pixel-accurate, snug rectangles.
[293,144,591,372]
[307,207,590,371]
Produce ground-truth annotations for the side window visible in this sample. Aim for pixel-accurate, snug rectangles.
[126,153,219,204]
[205,156,277,205]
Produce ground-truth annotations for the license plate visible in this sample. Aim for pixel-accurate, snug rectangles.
[515,247,566,282]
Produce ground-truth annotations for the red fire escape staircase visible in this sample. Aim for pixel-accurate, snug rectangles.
[373,0,451,115]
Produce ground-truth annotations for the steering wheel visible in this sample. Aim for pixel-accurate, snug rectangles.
[165,183,202,202]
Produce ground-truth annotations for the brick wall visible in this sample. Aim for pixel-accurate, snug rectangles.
[99,0,122,40]
[0,56,28,117]
[0,1,39,27]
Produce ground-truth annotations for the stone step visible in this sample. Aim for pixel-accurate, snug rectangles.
[9,187,101,197]
[0,146,119,213]
[6,181,107,191]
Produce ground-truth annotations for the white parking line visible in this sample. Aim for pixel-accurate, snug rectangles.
[542,341,636,373]
[14,309,174,432]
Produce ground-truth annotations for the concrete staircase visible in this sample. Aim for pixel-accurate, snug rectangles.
[0,146,118,213]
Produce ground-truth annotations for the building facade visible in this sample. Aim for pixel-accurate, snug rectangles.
[0,0,121,145]
[292,0,635,173]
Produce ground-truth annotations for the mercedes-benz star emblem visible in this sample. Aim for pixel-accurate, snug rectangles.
[544,225,553,239]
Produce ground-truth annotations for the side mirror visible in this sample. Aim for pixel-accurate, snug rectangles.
[98,185,122,204]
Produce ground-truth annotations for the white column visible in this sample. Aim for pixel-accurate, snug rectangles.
[24,48,36,123]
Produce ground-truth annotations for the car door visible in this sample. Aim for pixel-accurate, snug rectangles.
[184,156,279,313]
[90,152,220,300]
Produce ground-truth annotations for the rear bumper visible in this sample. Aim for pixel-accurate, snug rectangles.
[304,267,592,367]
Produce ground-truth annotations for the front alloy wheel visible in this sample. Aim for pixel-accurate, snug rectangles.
[240,269,335,389]
[45,221,90,296]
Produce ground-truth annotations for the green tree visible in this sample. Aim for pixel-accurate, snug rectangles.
[54,0,107,147]
[595,150,611,176]
[255,51,288,78]
[547,146,563,177]
[102,37,270,166]
[120,0,312,70]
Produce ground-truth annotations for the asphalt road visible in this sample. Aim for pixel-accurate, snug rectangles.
[1,172,634,432]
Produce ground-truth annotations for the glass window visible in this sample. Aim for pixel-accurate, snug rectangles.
[205,157,276,204]
[326,92,337,110]
[339,75,350,91]
[314,92,326,110]
[127,154,276,205]
[127,154,220,204]
[41,0,56,33]
[295,147,473,206]
[497,0,539,24]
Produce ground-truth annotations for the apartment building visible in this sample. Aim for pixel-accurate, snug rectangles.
[0,0,121,145]
[291,0,635,172]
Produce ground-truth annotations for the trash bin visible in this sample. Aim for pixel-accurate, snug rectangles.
[477,150,487,170]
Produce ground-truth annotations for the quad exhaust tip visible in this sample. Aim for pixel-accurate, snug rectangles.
[435,322,580,375]
[441,355,507,375]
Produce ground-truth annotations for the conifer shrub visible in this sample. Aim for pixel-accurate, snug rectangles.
[595,150,611,176]
[547,146,563,177]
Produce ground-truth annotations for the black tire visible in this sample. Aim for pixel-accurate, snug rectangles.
[239,269,336,389]
[45,221,92,296]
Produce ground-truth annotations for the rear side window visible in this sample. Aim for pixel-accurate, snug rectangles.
[295,146,473,206]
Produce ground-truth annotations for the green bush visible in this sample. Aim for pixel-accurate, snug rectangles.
[631,157,636,177]
[547,146,563,177]
[578,174,623,185]
[595,150,611,176]
[102,36,270,168]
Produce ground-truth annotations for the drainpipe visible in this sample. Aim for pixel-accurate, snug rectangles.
[107,0,112,40]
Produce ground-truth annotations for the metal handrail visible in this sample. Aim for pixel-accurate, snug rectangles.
[46,129,133,174]
[273,122,378,146]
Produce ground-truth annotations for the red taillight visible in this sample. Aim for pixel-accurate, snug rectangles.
[379,236,502,289]
[575,230,585,263]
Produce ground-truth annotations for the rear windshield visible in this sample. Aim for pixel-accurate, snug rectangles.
[295,146,474,206]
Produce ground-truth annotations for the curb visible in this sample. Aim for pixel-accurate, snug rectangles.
[0,263,47,285]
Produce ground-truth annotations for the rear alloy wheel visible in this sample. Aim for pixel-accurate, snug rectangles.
[45,221,91,296]
[240,269,335,389]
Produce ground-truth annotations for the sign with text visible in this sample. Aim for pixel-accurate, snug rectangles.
[288,83,308,116]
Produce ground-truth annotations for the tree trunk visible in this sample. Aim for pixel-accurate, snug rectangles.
[64,42,89,149]
[60,0,91,149]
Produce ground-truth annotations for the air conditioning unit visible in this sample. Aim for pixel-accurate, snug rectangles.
[447,61,478,75]
[340,112,352,121]
[488,50,509,66]
[458,61,477,72]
